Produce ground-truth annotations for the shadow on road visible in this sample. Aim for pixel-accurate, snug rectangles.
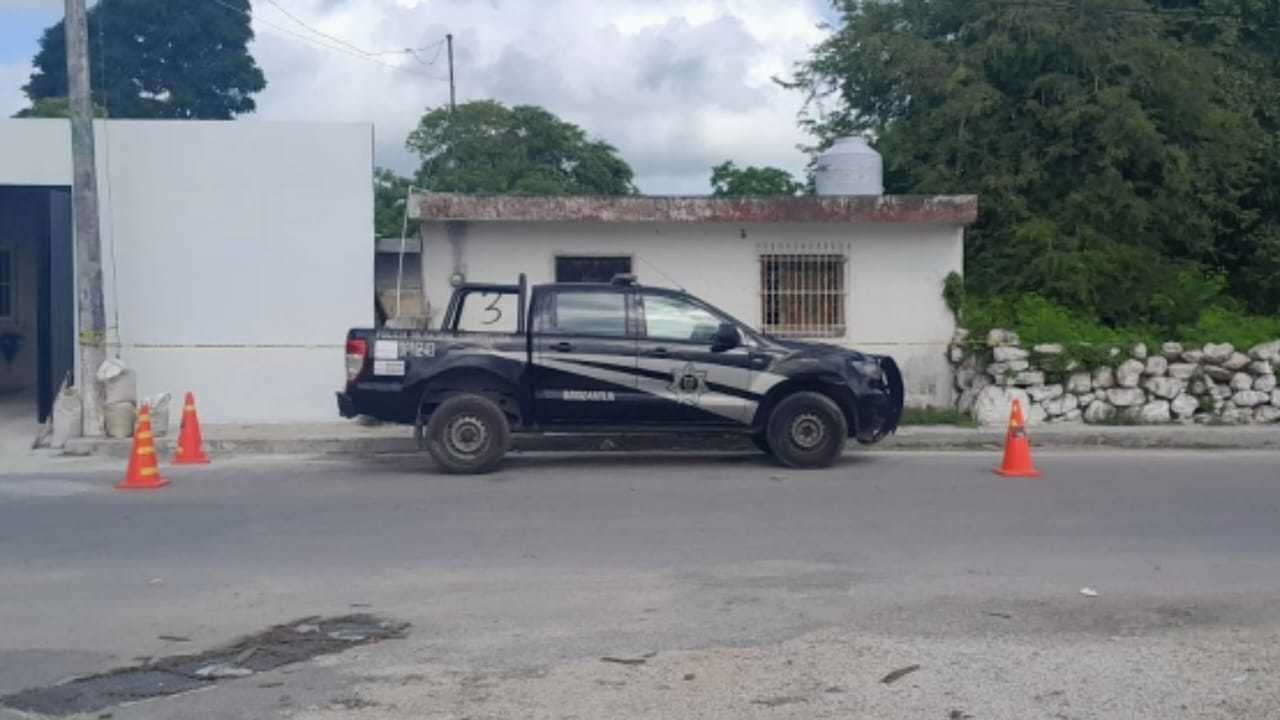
[348,449,878,476]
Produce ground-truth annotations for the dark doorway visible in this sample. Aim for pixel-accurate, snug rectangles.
[0,186,74,423]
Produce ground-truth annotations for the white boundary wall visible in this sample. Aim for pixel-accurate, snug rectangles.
[0,120,374,422]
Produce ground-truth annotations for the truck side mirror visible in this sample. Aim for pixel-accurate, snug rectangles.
[711,322,741,352]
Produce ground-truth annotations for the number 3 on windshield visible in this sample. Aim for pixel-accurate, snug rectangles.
[481,293,503,325]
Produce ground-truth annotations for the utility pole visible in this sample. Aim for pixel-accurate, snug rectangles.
[446,33,456,114]
[65,0,107,437]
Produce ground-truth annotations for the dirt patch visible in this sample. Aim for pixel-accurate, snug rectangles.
[0,614,407,717]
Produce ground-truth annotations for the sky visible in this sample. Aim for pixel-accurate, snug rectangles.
[0,0,837,194]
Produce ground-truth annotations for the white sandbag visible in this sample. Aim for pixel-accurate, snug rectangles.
[97,358,138,405]
[146,393,173,436]
[104,402,137,439]
[96,357,126,381]
[49,385,83,449]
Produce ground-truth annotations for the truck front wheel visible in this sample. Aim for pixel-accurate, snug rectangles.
[423,394,511,474]
[765,391,848,469]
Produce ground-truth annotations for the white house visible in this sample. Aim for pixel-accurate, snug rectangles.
[0,119,374,432]
[409,191,977,407]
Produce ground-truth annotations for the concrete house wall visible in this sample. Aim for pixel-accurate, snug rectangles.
[0,119,375,423]
[416,196,973,407]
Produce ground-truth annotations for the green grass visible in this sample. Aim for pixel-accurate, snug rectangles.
[960,294,1280,363]
[900,406,979,427]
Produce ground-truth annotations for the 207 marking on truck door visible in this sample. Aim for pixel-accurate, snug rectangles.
[401,341,436,358]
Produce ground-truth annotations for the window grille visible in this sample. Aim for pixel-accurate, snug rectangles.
[758,246,847,338]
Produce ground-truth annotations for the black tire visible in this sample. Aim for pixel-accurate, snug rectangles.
[423,394,510,474]
[750,432,773,455]
[765,391,848,469]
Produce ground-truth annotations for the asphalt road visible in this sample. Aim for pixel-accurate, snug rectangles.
[1,449,1278,719]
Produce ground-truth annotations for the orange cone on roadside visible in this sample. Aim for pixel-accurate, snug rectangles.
[117,405,170,490]
[994,398,1041,478]
[173,392,210,465]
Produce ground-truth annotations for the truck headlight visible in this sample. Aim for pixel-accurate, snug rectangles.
[849,358,884,382]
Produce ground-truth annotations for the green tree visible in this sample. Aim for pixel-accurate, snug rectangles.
[374,168,419,239]
[407,100,636,195]
[22,0,266,119]
[709,161,804,196]
[790,0,1280,321]
[12,97,107,118]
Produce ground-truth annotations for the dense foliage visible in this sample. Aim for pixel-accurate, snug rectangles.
[949,277,1280,358]
[12,97,107,118]
[709,161,804,196]
[23,0,266,119]
[793,0,1280,323]
[374,168,419,239]
[407,101,636,195]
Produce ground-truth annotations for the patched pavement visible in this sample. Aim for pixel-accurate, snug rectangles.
[2,449,1279,718]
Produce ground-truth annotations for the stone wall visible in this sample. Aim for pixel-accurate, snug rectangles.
[949,329,1280,425]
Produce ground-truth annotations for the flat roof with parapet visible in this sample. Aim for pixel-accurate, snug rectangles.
[412,192,978,225]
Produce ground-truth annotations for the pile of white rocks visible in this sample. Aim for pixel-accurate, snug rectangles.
[949,329,1280,425]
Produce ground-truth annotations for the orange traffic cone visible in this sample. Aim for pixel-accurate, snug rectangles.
[173,392,210,465]
[994,398,1041,478]
[117,405,170,490]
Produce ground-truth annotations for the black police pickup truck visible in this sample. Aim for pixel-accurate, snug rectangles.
[339,275,903,473]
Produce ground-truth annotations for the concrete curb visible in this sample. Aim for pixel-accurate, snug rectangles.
[61,424,1280,459]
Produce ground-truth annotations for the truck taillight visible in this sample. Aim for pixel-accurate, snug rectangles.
[345,338,368,382]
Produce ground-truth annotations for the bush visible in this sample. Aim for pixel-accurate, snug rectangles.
[1180,307,1280,350]
[949,284,1280,368]
[958,294,1153,350]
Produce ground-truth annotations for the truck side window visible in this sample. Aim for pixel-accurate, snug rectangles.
[535,291,627,337]
[641,294,725,343]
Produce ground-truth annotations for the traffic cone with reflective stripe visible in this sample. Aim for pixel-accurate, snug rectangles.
[994,398,1041,478]
[173,392,210,465]
[117,405,170,490]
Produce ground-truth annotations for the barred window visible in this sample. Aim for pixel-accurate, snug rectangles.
[759,252,847,338]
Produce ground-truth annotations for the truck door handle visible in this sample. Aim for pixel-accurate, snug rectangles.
[648,347,670,358]
[550,341,574,353]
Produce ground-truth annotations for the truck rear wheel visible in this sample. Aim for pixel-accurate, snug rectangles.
[765,391,848,469]
[423,394,510,474]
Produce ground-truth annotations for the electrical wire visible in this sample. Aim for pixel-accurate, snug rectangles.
[205,0,445,77]
[261,0,447,66]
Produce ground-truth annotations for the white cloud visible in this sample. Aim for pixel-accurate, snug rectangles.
[244,0,830,193]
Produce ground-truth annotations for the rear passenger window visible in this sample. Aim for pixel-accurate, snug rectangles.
[536,291,627,337]
[456,291,519,333]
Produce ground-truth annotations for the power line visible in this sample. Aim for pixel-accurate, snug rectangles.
[408,39,448,68]
[204,0,446,77]
[261,0,381,56]
[260,0,444,59]
[206,0,401,68]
